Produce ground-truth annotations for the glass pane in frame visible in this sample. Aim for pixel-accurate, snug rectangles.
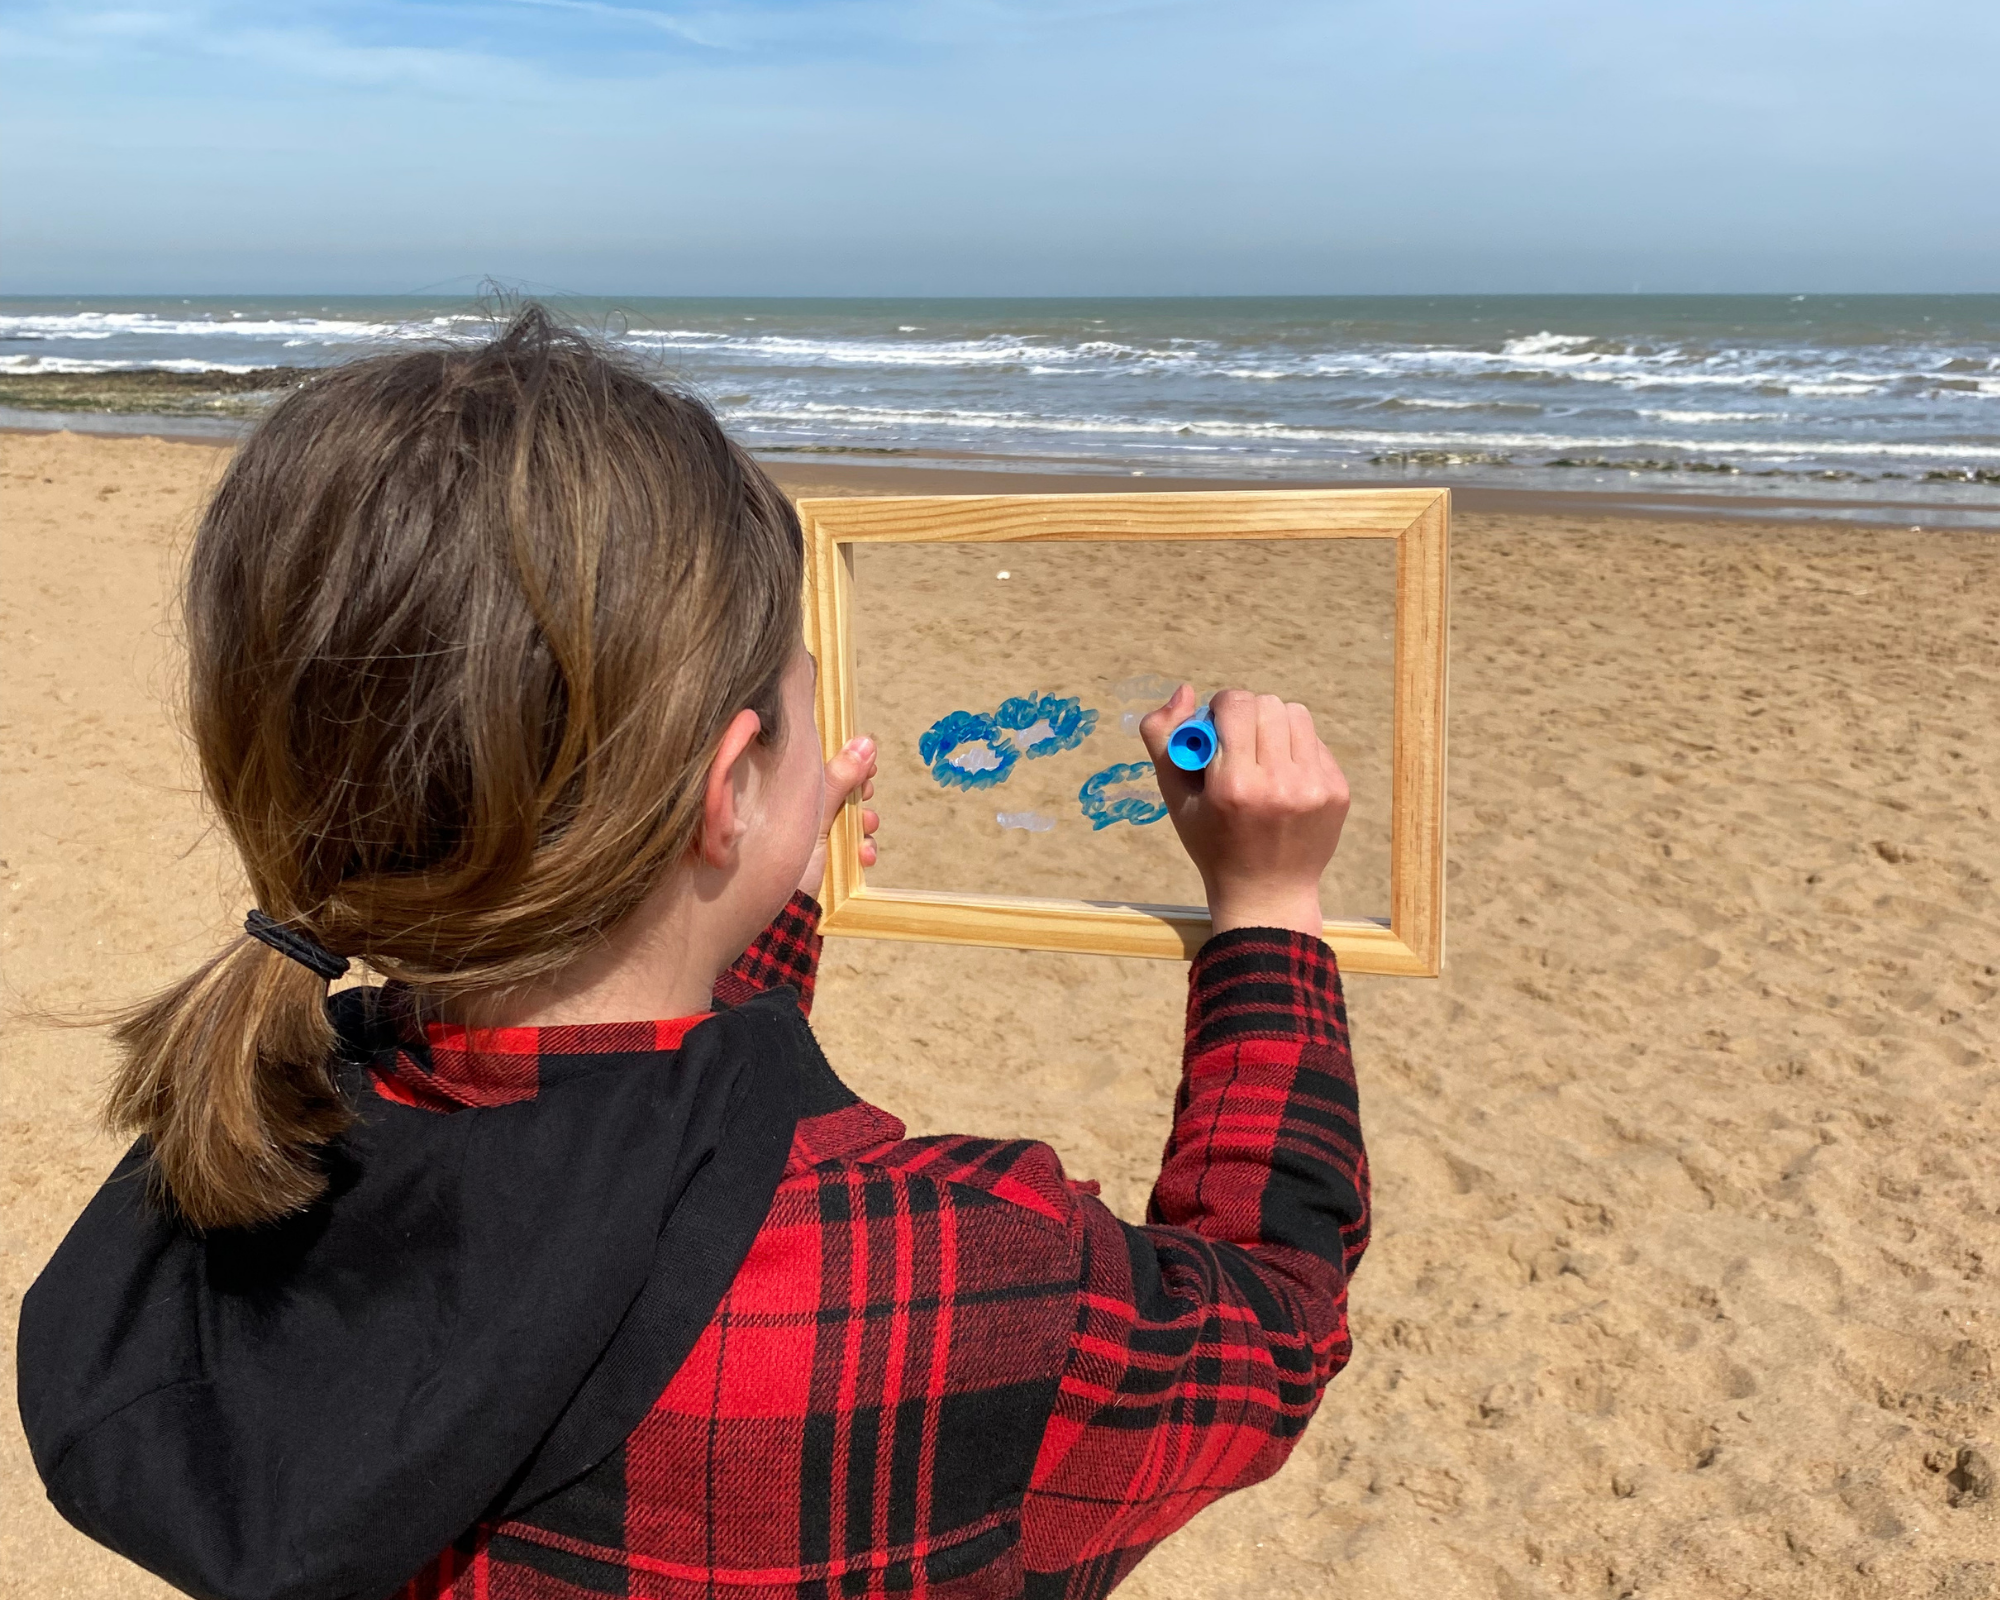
[849,537,1396,923]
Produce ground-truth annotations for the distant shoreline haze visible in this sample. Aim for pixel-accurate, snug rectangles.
[4,294,1995,525]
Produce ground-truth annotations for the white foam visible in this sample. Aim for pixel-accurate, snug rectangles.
[618,328,1190,372]
[1501,331,1596,358]
[0,310,483,345]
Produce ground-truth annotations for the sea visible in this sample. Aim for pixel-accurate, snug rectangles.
[5,294,1997,526]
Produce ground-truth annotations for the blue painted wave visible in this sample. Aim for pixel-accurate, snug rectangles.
[1078,762,1169,830]
[918,710,1019,791]
[994,694,1098,758]
[920,694,1100,793]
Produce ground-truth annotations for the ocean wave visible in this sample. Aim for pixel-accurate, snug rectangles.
[613,326,1213,372]
[1372,396,1545,415]
[1640,408,1791,424]
[1343,338,2000,398]
[726,399,2000,460]
[1501,331,1597,357]
[671,337,1989,401]
[0,310,484,345]
[626,330,1014,366]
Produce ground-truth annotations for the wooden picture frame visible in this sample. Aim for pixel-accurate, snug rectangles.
[800,490,1449,976]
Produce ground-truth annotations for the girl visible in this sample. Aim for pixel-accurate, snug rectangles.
[19,308,1369,1600]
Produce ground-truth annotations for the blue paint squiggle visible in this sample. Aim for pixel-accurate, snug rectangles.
[995,694,1099,759]
[1078,761,1168,830]
[919,710,1019,791]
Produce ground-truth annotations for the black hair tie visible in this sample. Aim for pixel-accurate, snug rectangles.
[244,910,351,982]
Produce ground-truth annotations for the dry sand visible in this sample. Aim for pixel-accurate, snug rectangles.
[3,430,1997,1600]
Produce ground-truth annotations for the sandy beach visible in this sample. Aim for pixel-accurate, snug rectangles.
[3,429,1996,1599]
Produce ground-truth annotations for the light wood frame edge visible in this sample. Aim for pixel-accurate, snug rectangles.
[801,490,1449,976]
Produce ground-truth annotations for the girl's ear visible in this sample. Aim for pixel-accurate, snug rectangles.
[698,709,766,868]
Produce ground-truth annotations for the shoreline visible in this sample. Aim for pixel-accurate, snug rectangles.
[3,421,1985,530]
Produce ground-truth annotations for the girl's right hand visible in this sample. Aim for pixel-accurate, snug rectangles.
[1139,684,1348,939]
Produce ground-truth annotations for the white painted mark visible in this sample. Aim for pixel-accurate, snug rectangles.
[947,743,1004,773]
[1109,671,1183,704]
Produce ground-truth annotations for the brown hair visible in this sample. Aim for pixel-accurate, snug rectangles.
[110,306,804,1229]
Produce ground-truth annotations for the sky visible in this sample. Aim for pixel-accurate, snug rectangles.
[1,0,1994,296]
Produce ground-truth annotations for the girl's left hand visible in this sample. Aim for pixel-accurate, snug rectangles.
[800,736,880,897]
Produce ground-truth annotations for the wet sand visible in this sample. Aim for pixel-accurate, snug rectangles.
[6,406,1987,527]
[3,431,1997,1599]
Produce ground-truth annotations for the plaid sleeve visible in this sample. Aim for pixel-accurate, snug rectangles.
[1019,928,1368,1598]
[712,891,823,1017]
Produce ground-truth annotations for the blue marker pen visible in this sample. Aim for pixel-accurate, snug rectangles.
[1166,705,1217,772]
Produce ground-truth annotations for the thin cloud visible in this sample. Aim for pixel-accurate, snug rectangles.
[490,0,725,48]
[1,2,570,93]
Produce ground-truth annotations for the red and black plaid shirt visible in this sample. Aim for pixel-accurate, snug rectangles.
[393,894,1367,1600]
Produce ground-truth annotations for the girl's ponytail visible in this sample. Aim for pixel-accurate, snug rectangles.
[106,306,803,1231]
[110,932,346,1230]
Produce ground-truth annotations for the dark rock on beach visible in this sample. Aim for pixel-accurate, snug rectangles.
[1544,455,1742,475]
[0,367,309,418]
[1369,449,1514,467]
